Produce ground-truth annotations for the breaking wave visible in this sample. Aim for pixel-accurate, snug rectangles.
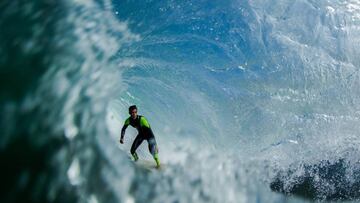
[1,0,360,202]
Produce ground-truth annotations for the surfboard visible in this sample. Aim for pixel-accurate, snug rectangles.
[128,156,165,171]
[135,159,165,171]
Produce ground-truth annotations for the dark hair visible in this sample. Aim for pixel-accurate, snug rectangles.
[128,105,137,114]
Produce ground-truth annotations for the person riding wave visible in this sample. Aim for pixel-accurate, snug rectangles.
[120,105,161,168]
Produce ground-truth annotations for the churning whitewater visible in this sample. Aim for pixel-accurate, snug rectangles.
[1,0,360,202]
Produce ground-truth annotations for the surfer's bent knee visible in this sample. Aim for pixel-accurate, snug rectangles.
[148,137,158,156]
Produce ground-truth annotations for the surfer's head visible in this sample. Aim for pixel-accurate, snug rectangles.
[129,105,138,119]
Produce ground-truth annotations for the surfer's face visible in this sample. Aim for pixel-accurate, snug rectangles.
[130,109,137,119]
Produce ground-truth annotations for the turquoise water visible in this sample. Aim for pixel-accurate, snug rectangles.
[1,0,360,202]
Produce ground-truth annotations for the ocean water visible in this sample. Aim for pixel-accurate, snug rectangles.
[1,0,360,202]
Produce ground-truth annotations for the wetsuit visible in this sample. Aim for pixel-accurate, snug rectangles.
[121,115,159,164]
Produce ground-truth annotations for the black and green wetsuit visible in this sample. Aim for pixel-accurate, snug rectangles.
[121,115,160,166]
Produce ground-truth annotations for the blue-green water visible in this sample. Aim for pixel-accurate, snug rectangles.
[1,0,360,202]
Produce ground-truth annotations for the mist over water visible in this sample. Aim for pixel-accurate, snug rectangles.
[1,0,360,202]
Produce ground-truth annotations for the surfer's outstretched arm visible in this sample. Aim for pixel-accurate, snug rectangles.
[120,118,130,144]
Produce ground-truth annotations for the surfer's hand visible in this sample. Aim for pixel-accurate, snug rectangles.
[120,138,124,144]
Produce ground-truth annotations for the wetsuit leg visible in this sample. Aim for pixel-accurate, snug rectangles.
[147,137,158,156]
[148,137,160,167]
[130,135,144,161]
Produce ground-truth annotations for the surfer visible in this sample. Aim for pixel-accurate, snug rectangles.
[119,105,161,168]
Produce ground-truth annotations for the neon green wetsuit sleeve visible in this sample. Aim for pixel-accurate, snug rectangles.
[124,117,130,126]
[140,116,150,128]
[121,117,130,138]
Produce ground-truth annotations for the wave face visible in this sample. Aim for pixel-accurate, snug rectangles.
[1,0,360,202]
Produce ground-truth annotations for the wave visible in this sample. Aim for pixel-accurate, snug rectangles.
[1,0,360,202]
